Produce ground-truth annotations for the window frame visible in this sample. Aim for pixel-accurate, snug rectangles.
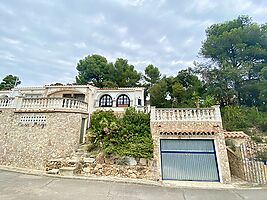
[99,94,113,107]
[116,94,130,107]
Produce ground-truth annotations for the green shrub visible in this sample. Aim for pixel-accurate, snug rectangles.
[221,106,267,134]
[225,139,236,151]
[256,150,267,161]
[89,108,153,159]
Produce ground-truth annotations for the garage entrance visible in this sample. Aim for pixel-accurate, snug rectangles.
[160,139,220,181]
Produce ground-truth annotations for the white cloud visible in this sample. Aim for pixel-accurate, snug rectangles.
[1,37,21,45]
[83,14,106,25]
[115,0,146,7]
[121,40,141,50]
[188,0,218,13]
[116,26,128,36]
[159,35,166,43]
[0,51,17,61]
[170,60,193,67]
[0,3,15,16]
[73,42,87,49]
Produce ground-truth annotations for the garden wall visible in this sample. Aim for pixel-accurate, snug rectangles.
[0,109,87,170]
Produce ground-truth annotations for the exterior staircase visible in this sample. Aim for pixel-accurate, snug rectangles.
[46,144,96,176]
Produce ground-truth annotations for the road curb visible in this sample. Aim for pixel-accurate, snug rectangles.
[0,165,249,190]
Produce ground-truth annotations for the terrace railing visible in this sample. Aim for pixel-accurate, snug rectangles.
[0,97,88,113]
[0,98,15,108]
[150,106,222,123]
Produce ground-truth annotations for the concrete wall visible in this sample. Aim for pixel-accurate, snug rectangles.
[150,121,231,183]
[0,109,87,170]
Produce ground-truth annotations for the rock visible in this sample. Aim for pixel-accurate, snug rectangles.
[130,173,137,178]
[127,157,137,166]
[83,167,91,173]
[67,157,79,164]
[147,160,154,167]
[84,158,95,163]
[104,157,116,165]
[47,169,59,174]
[118,156,137,166]
[74,162,83,174]
[48,158,63,162]
[95,153,105,164]
[139,158,147,166]
[95,164,103,169]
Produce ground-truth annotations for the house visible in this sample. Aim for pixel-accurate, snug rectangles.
[0,85,145,170]
[0,85,145,113]
[0,84,233,183]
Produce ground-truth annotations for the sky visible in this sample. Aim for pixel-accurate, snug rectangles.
[1,0,267,86]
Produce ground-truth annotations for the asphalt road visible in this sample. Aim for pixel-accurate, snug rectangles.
[0,170,267,200]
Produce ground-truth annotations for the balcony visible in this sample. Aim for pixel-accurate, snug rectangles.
[0,97,88,113]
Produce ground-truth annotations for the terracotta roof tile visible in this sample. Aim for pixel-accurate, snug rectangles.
[160,131,216,136]
[224,131,249,139]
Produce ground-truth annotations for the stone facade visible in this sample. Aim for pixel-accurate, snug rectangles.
[150,119,231,183]
[0,109,87,170]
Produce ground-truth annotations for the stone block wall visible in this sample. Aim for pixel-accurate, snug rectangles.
[0,109,87,170]
[150,121,231,183]
[227,148,245,180]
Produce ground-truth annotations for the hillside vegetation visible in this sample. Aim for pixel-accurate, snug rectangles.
[87,108,153,159]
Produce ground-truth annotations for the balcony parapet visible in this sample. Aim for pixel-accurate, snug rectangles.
[0,98,15,108]
[150,105,222,124]
[0,97,88,113]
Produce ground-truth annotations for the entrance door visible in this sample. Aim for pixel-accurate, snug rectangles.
[160,139,219,181]
[79,118,86,144]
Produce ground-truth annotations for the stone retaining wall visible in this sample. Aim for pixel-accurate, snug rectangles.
[227,148,245,180]
[82,163,153,179]
[0,109,87,170]
[46,155,156,180]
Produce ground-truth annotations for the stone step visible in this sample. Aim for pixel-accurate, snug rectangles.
[74,152,88,157]
[47,169,59,175]
[48,158,64,162]
[59,167,75,176]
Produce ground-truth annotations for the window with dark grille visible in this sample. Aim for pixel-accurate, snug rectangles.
[116,94,130,107]
[138,98,142,106]
[63,94,72,98]
[99,95,113,107]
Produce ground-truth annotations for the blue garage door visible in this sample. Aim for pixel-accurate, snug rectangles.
[160,139,219,181]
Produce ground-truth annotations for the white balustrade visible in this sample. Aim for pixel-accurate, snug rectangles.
[151,106,220,122]
[0,97,89,112]
[0,98,15,108]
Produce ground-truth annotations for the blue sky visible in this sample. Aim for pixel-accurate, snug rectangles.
[1,0,267,86]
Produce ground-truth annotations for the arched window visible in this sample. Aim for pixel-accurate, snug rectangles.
[116,94,130,107]
[99,94,113,107]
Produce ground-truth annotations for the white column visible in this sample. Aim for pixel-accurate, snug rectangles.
[150,106,156,121]
[14,97,23,110]
[212,105,223,127]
